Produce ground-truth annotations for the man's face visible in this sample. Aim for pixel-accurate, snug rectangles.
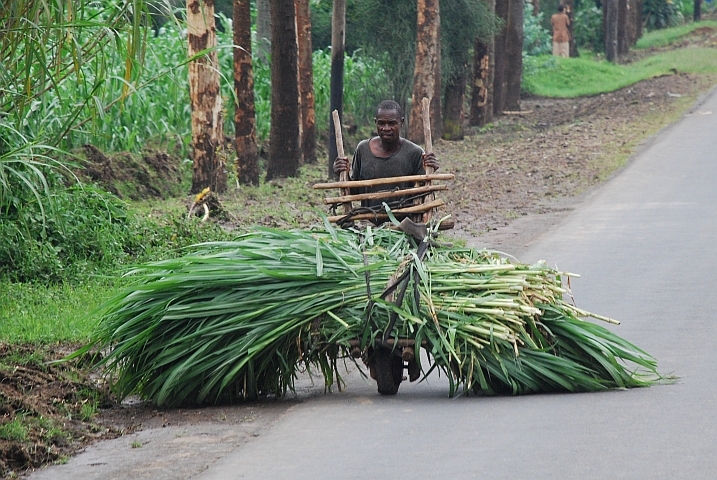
[375,109,403,143]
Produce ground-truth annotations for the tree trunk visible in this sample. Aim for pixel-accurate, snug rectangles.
[328,0,345,179]
[617,0,629,57]
[493,0,508,116]
[504,0,523,112]
[469,32,493,127]
[296,0,317,164]
[626,0,638,46]
[605,0,618,63]
[409,0,441,144]
[565,0,579,57]
[531,0,540,15]
[633,0,643,45]
[266,0,301,180]
[256,0,271,62]
[635,0,643,42]
[232,0,259,186]
[694,0,701,21]
[187,0,226,194]
[442,69,466,140]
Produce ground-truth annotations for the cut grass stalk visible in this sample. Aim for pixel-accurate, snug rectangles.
[74,223,663,406]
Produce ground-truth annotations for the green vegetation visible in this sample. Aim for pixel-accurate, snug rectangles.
[0,418,28,442]
[636,20,717,48]
[523,47,717,97]
[0,279,120,342]
[574,6,605,53]
[643,0,685,30]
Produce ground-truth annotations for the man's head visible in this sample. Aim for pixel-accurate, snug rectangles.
[374,100,403,145]
[557,5,564,12]
[376,100,402,118]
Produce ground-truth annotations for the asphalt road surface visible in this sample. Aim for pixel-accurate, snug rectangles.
[196,89,717,479]
[29,87,717,480]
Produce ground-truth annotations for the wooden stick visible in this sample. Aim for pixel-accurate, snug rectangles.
[332,110,351,214]
[324,184,447,204]
[501,110,533,115]
[314,173,454,190]
[327,199,445,222]
[421,97,434,223]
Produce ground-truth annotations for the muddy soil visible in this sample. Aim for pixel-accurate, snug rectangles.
[4,30,717,479]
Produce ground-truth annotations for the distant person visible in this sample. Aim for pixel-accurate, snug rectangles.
[333,100,439,211]
[551,5,570,58]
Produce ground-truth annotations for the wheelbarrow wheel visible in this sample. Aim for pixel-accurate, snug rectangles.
[375,347,404,395]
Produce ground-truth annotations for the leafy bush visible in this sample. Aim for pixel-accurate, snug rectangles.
[643,0,685,30]
[524,3,552,56]
[0,182,231,283]
[575,6,605,53]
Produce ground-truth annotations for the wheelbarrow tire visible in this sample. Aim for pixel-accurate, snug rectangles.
[375,348,404,395]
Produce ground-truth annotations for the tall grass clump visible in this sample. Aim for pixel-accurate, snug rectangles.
[1,0,157,153]
[79,224,662,406]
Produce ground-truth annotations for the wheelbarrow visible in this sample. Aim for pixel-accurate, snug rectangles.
[314,102,454,394]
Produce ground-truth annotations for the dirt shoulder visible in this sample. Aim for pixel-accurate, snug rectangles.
[442,72,717,256]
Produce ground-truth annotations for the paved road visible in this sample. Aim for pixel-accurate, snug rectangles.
[196,89,717,479]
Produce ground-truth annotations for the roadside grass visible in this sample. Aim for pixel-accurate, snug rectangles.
[635,20,717,49]
[523,47,717,97]
[0,278,122,343]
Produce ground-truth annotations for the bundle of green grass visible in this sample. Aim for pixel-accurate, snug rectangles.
[80,221,661,406]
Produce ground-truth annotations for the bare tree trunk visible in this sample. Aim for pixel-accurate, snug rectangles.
[504,0,523,111]
[469,32,493,127]
[442,68,466,140]
[635,0,643,42]
[328,0,345,178]
[565,0,579,57]
[617,0,629,56]
[233,0,259,186]
[409,0,442,144]
[605,0,618,63]
[531,0,540,15]
[296,0,316,164]
[187,0,225,194]
[694,0,701,21]
[493,0,508,116]
[626,0,639,46]
[266,0,301,180]
[256,0,271,62]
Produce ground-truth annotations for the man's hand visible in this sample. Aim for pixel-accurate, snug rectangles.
[422,152,440,172]
[333,156,350,176]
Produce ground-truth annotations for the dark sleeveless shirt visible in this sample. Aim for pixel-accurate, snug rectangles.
[349,138,425,209]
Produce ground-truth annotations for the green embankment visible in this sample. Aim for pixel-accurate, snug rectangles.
[524,21,717,98]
